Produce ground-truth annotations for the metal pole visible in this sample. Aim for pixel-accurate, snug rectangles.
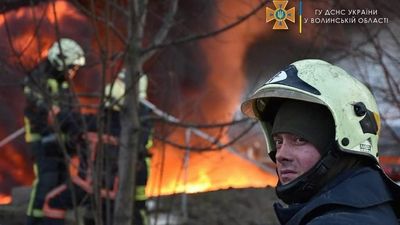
[181,129,191,223]
[140,99,275,174]
[0,127,25,148]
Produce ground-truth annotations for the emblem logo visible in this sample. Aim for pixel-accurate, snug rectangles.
[266,0,295,30]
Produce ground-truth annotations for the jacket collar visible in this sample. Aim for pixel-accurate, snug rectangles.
[274,167,394,224]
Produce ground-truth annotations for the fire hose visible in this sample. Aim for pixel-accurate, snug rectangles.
[0,99,275,173]
[140,99,276,174]
[0,127,25,148]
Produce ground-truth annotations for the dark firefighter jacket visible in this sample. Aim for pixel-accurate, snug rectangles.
[80,102,153,194]
[23,59,78,143]
[274,167,399,225]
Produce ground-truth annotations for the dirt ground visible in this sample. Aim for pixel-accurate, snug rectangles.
[0,186,279,225]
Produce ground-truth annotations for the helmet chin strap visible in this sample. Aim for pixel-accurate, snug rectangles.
[276,148,340,204]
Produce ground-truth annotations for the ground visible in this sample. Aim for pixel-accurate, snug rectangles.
[0,186,279,225]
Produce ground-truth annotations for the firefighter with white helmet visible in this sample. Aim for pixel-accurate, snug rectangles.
[104,68,149,110]
[24,38,85,225]
[104,69,152,225]
[42,69,153,225]
[241,59,400,225]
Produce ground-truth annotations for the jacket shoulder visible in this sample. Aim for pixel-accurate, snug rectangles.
[304,203,398,225]
[287,168,398,225]
[26,60,52,83]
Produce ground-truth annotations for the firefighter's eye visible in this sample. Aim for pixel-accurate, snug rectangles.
[273,136,283,147]
[294,137,307,145]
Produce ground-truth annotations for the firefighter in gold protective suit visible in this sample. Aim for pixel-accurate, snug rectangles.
[24,38,86,225]
[42,70,152,225]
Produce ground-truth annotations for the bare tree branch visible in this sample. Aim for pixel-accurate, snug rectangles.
[140,0,179,63]
[142,0,268,54]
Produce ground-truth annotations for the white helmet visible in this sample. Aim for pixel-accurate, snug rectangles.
[104,77,126,111]
[104,70,148,111]
[241,59,381,162]
[48,38,85,71]
[138,74,148,100]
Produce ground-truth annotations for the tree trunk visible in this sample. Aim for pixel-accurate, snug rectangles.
[113,60,141,225]
[113,0,146,223]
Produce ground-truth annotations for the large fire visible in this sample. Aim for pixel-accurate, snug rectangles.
[4,0,397,207]
[148,145,277,196]
[147,0,279,196]
[0,0,278,205]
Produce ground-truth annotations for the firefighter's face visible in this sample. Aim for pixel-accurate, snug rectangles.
[66,65,80,80]
[273,132,321,185]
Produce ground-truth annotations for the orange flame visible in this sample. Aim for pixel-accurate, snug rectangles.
[0,194,12,205]
[146,0,278,196]
[147,144,277,196]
